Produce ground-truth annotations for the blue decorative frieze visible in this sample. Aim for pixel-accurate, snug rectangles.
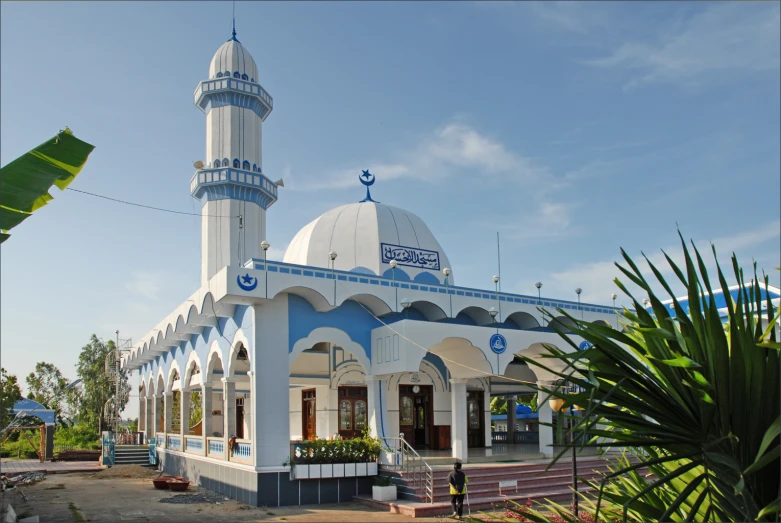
[381,243,440,270]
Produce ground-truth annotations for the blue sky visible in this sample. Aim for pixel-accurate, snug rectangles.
[2,2,779,402]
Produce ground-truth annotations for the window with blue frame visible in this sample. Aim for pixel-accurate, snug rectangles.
[241,73,248,80]
[216,72,223,78]
[222,158,229,167]
[242,160,250,171]
[224,71,230,78]
[233,72,240,78]
[252,164,257,172]
[233,159,240,168]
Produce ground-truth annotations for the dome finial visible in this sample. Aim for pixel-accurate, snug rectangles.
[230,1,238,41]
[359,170,379,203]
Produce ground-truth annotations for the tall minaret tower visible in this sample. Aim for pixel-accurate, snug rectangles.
[191,24,277,285]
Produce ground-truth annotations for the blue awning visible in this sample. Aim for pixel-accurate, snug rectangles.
[12,398,56,425]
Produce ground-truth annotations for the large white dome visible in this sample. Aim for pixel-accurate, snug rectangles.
[283,202,453,285]
[208,34,259,82]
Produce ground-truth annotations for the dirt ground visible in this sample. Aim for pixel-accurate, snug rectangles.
[2,471,456,522]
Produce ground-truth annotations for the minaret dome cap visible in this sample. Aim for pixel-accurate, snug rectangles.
[208,33,259,81]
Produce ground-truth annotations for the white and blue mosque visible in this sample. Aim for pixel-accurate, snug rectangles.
[122,25,629,507]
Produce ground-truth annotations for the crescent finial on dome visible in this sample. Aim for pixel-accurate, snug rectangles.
[359,170,378,203]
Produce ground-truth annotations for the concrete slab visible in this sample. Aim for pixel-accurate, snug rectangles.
[0,459,102,475]
[3,472,442,522]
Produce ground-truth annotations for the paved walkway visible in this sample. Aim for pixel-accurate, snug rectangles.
[4,473,442,522]
[0,459,102,475]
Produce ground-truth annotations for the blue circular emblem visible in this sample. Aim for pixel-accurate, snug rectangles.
[578,340,592,351]
[237,273,258,291]
[490,333,507,355]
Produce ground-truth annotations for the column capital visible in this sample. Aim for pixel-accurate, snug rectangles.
[449,378,469,385]
[221,377,237,384]
[246,371,254,378]
[201,382,213,390]
[163,391,173,397]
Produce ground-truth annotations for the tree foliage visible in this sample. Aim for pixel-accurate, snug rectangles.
[25,361,77,425]
[0,368,22,429]
[509,234,779,522]
[75,334,130,436]
[491,396,508,415]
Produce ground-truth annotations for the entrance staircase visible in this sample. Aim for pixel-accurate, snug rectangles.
[358,456,632,518]
[114,445,152,466]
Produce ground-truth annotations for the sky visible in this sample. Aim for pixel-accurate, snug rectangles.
[1,1,779,415]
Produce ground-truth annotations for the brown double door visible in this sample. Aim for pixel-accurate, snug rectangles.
[338,386,368,439]
[467,390,485,448]
[302,389,317,440]
[399,385,433,449]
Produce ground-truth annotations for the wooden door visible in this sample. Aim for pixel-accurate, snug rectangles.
[236,397,245,439]
[466,391,485,448]
[399,385,432,449]
[338,387,367,440]
[302,389,317,440]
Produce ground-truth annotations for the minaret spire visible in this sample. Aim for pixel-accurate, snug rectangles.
[230,1,238,41]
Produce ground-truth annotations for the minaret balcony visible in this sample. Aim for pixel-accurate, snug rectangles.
[194,78,273,122]
[191,167,278,210]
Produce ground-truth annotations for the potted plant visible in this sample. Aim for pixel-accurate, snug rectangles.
[372,475,397,501]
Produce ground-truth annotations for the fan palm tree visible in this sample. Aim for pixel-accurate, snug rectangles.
[507,233,779,522]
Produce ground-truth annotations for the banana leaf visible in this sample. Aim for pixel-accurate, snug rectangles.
[0,127,95,242]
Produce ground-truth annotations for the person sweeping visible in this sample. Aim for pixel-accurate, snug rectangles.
[448,461,469,519]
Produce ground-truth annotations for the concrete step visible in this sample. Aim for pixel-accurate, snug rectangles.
[355,485,597,518]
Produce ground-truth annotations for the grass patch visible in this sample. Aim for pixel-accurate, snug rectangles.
[68,502,86,522]
[45,483,66,490]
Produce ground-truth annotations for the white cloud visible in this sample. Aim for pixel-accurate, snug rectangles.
[585,3,781,88]
[292,123,551,191]
[124,271,165,301]
[541,221,781,307]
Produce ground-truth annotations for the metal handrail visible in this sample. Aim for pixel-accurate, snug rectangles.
[380,433,434,504]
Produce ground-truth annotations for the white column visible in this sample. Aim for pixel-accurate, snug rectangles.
[181,390,191,436]
[222,378,236,447]
[507,396,516,445]
[163,392,173,434]
[202,384,213,449]
[145,397,154,440]
[450,378,468,462]
[245,372,253,442]
[483,388,492,449]
[537,388,554,458]
[138,394,145,437]
[366,375,388,440]
[155,394,164,434]
[252,299,291,468]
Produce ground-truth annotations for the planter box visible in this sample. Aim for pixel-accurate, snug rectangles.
[290,462,379,480]
[372,485,397,502]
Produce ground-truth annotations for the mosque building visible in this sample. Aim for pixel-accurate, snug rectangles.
[121,25,623,507]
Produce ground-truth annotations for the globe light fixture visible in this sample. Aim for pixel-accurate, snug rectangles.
[401,298,411,309]
[389,259,397,269]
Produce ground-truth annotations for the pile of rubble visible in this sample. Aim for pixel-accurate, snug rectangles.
[0,471,46,491]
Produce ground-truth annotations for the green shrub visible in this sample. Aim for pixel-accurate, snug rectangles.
[53,424,100,450]
[290,434,382,464]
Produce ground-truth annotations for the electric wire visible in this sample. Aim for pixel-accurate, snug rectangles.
[66,187,235,219]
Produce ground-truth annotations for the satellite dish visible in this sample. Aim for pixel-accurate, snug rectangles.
[274,178,285,188]
[193,160,205,169]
